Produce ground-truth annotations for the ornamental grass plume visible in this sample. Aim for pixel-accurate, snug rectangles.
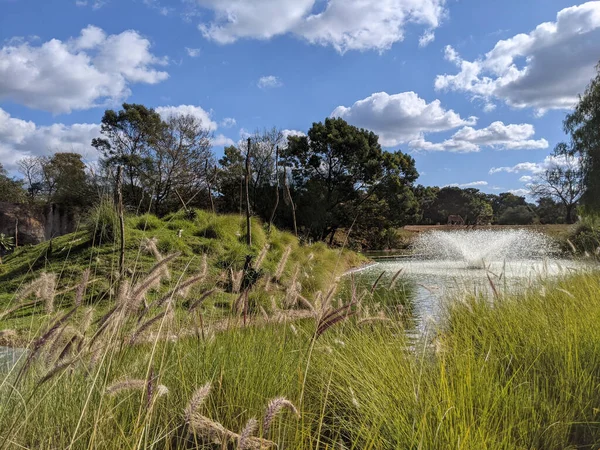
[274,245,291,281]
[262,397,300,435]
[184,382,212,425]
[238,417,258,449]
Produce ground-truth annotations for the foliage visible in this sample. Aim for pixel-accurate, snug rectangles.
[564,62,600,213]
[497,205,536,225]
[0,163,26,203]
[85,197,120,244]
[531,142,584,223]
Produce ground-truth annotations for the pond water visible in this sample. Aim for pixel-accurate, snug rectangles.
[357,230,591,332]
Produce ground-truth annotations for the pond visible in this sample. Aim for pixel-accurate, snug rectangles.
[356,229,590,332]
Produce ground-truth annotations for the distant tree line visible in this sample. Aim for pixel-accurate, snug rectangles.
[0,61,599,248]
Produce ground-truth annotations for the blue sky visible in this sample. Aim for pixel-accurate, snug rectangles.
[1,0,599,197]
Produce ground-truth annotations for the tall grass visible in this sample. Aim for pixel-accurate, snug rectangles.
[2,209,600,448]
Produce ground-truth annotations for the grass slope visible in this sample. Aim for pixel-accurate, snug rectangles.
[0,209,364,338]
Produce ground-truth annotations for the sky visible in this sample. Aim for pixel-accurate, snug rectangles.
[0,0,599,197]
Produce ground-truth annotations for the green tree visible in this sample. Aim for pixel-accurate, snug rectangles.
[92,103,165,208]
[41,153,91,207]
[217,145,246,214]
[531,143,584,224]
[564,62,600,213]
[0,163,26,203]
[536,197,566,224]
[283,117,385,242]
[498,205,536,225]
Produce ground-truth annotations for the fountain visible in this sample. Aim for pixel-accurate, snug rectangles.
[411,229,557,269]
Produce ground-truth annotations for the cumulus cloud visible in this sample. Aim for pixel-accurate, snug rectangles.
[0,26,168,114]
[331,91,476,147]
[489,154,572,175]
[155,105,218,131]
[419,31,436,47]
[435,2,600,113]
[508,189,530,197]
[282,129,306,140]
[445,181,488,188]
[212,134,236,147]
[0,108,100,169]
[257,75,283,89]
[195,0,447,53]
[410,121,549,153]
[519,175,534,183]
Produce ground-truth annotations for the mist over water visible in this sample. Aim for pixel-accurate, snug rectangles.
[412,229,558,269]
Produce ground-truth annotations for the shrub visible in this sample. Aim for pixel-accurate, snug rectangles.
[85,197,120,244]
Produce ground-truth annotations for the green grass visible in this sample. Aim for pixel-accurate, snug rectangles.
[2,271,600,448]
[2,209,600,449]
[0,209,364,339]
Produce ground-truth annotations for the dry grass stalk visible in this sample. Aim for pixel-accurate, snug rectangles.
[184,382,212,424]
[274,246,292,281]
[106,377,169,397]
[283,265,300,309]
[188,289,217,312]
[255,244,270,270]
[230,269,244,294]
[154,273,208,308]
[75,269,90,307]
[316,302,356,338]
[389,268,404,290]
[370,271,386,294]
[263,397,300,435]
[239,417,258,449]
[129,309,172,344]
[38,356,80,385]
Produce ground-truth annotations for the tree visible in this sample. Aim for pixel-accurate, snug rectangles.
[564,62,600,212]
[150,113,214,215]
[17,156,43,201]
[93,104,165,208]
[488,192,528,223]
[498,205,535,225]
[420,187,493,225]
[531,143,584,224]
[283,117,385,241]
[39,153,91,207]
[0,163,26,203]
[536,197,566,224]
[217,145,246,214]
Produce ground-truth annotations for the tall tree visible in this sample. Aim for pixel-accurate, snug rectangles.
[283,117,385,241]
[531,142,584,224]
[92,103,164,208]
[150,113,213,215]
[564,62,600,212]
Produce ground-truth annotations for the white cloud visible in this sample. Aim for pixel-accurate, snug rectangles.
[0,108,100,169]
[155,105,218,131]
[419,31,436,47]
[410,121,548,153]
[212,134,236,147]
[282,129,306,140]
[435,2,600,113]
[195,0,447,53]
[220,117,236,128]
[445,180,488,188]
[257,75,283,89]
[0,26,168,114]
[489,154,572,175]
[519,175,534,183]
[185,47,201,57]
[331,91,476,147]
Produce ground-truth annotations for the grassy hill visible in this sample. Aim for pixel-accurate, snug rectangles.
[0,207,364,339]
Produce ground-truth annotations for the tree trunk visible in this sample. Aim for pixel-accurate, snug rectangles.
[245,138,252,247]
[284,174,297,237]
[206,160,215,214]
[268,146,280,233]
[116,166,126,279]
[566,204,574,224]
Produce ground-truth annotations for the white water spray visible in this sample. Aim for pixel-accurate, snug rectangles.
[412,229,557,269]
